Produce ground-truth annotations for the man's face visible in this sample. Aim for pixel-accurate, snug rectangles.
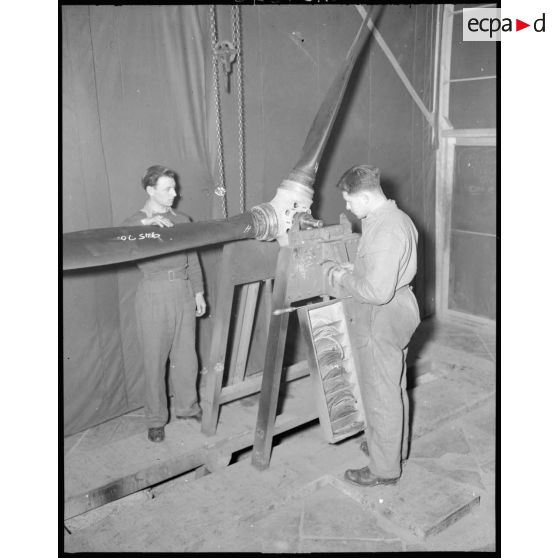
[147,176,177,209]
[342,191,369,219]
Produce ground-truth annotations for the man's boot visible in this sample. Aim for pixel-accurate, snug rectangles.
[344,466,399,487]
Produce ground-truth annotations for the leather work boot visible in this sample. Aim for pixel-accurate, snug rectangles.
[360,440,408,467]
[147,426,165,442]
[176,410,202,424]
[344,466,399,487]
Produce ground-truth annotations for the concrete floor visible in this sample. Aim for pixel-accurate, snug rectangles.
[64,317,496,552]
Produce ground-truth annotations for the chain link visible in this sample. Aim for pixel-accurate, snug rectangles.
[210,5,227,218]
[232,6,246,213]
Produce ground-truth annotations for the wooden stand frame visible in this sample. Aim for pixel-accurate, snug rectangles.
[252,219,360,470]
[202,218,360,471]
[201,239,310,437]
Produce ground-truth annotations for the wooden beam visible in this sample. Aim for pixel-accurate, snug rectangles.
[227,283,249,386]
[252,247,293,470]
[219,361,309,405]
[439,138,456,321]
[451,229,496,239]
[355,5,434,128]
[455,137,496,147]
[442,128,496,138]
[444,309,496,330]
[448,75,497,83]
[451,4,497,15]
[65,376,318,520]
[435,5,455,316]
[263,279,273,335]
[64,374,318,519]
[65,452,206,519]
[201,248,237,436]
[431,4,442,144]
[229,282,260,385]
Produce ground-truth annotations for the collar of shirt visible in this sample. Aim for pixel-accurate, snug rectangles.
[362,199,397,226]
[140,200,177,219]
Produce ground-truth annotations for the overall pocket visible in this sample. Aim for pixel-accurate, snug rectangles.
[396,287,421,333]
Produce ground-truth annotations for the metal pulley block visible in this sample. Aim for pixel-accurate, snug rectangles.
[213,40,237,92]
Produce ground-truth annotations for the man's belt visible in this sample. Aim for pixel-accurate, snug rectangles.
[143,268,189,281]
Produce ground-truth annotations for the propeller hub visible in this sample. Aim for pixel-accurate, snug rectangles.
[251,175,315,244]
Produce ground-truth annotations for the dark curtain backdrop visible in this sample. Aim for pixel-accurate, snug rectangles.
[63,5,436,436]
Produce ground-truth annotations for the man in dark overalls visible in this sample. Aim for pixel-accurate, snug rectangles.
[123,165,206,443]
[324,165,420,486]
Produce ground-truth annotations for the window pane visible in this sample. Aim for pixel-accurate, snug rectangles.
[452,146,496,234]
[449,232,496,319]
[451,14,497,80]
[449,78,496,128]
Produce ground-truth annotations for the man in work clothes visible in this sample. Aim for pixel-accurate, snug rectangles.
[123,165,206,443]
[324,165,420,486]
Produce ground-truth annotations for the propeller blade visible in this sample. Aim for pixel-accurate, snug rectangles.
[291,6,374,185]
[63,213,256,270]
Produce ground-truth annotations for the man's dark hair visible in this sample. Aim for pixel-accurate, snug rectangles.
[142,165,177,190]
[336,165,383,195]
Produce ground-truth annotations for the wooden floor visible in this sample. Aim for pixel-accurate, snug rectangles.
[64,370,317,519]
[64,317,496,552]
[64,316,495,520]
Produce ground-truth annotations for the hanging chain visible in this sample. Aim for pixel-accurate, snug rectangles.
[232,5,246,213]
[210,5,228,218]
